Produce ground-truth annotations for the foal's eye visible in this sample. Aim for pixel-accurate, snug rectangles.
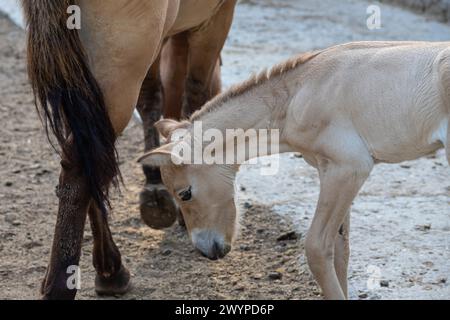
[178,186,192,202]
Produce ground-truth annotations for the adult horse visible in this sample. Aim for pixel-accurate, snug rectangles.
[22,0,237,299]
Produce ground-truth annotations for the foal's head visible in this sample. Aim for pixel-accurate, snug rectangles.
[139,120,238,260]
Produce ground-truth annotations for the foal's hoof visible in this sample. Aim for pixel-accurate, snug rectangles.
[95,265,131,297]
[139,185,178,229]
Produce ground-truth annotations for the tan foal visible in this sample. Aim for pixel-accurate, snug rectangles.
[140,41,450,300]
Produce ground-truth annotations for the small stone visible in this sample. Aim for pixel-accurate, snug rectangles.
[4,213,19,224]
[436,277,447,284]
[4,181,13,187]
[243,202,253,210]
[415,224,431,231]
[400,165,411,169]
[240,186,246,192]
[380,280,389,287]
[239,244,251,251]
[277,231,300,241]
[252,273,264,280]
[358,293,368,299]
[161,249,172,256]
[23,241,43,249]
[268,271,283,280]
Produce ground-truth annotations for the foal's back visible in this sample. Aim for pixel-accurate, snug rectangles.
[290,41,450,165]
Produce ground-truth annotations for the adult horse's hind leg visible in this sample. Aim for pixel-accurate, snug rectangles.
[40,0,175,299]
[41,152,90,299]
[88,202,130,296]
[182,0,237,117]
[137,57,179,229]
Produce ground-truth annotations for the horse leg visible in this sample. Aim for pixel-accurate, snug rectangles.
[334,211,350,298]
[182,0,237,117]
[41,153,90,300]
[42,0,174,299]
[305,144,373,300]
[161,33,189,120]
[137,57,179,229]
[88,202,130,295]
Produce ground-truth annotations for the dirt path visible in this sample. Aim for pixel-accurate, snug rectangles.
[0,0,449,300]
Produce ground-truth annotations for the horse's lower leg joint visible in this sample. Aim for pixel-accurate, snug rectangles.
[182,77,210,118]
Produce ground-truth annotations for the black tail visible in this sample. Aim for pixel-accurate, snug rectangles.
[22,0,120,214]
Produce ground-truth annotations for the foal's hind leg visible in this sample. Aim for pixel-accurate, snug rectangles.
[137,58,179,229]
[305,149,373,299]
[182,0,236,117]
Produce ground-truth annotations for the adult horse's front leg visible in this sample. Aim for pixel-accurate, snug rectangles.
[137,59,179,230]
[182,0,237,117]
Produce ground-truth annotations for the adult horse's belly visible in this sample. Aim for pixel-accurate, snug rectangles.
[169,0,224,35]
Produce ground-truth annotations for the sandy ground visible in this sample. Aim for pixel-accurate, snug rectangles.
[0,0,449,300]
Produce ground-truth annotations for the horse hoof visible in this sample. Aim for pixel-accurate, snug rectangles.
[95,265,131,297]
[139,185,178,229]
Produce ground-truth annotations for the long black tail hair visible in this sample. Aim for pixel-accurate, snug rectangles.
[22,0,120,214]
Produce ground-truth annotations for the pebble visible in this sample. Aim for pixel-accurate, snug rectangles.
[380,280,389,287]
[358,293,368,299]
[4,181,13,187]
[243,202,253,210]
[268,271,283,280]
[161,249,172,256]
[277,231,301,242]
[415,224,431,231]
[4,212,19,225]
[252,273,264,280]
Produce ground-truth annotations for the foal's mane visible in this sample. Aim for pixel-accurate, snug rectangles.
[191,50,322,121]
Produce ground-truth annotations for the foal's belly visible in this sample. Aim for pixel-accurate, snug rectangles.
[169,0,224,35]
[364,116,448,164]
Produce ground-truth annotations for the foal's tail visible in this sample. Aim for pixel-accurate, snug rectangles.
[22,0,120,214]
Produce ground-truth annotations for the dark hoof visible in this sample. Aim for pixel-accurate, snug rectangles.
[140,185,178,229]
[95,265,131,297]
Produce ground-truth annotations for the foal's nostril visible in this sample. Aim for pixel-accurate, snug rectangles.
[192,229,231,260]
[209,241,231,260]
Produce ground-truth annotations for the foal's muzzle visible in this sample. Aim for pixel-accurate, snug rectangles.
[191,229,231,260]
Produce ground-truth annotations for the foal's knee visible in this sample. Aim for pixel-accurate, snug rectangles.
[305,234,334,270]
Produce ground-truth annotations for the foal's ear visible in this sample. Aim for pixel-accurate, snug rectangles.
[155,119,184,139]
[137,142,182,167]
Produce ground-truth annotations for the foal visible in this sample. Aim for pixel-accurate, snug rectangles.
[140,41,450,300]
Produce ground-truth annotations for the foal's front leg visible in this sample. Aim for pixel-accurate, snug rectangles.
[334,212,350,298]
[305,158,372,300]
